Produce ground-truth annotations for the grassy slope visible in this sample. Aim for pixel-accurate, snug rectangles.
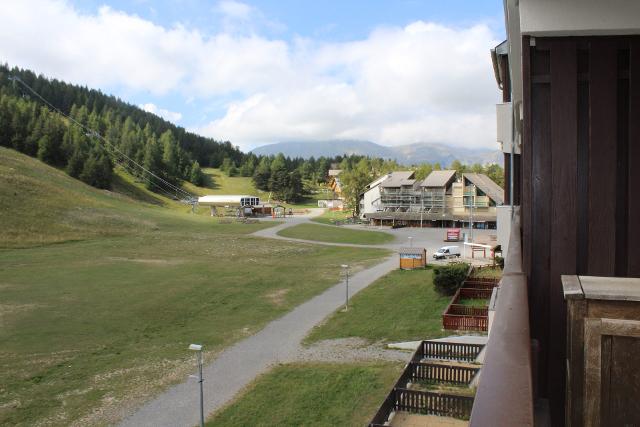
[277,223,394,245]
[207,362,403,427]
[0,148,389,425]
[310,209,354,225]
[305,268,451,344]
[182,168,268,199]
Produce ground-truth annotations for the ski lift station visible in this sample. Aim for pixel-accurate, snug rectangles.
[197,195,269,216]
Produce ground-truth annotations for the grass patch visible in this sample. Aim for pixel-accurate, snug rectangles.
[207,362,403,426]
[182,168,268,199]
[471,266,503,280]
[277,223,394,245]
[305,268,451,344]
[0,148,390,425]
[310,209,354,225]
[457,298,490,307]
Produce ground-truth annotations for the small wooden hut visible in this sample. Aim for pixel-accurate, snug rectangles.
[399,247,427,270]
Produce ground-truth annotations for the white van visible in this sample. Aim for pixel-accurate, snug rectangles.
[432,246,461,260]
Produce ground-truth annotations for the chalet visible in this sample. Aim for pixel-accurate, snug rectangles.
[359,171,414,216]
[362,170,503,228]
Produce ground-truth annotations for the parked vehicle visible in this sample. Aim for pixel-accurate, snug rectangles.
[433,246,461,260]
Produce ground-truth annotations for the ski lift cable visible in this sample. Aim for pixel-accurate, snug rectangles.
[9,75,194,200]
[106,151,183,200]
[112,158,182,201]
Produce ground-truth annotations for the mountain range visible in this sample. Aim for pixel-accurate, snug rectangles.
[251,140,502,166]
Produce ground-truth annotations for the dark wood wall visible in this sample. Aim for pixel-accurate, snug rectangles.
[521,35,640,425]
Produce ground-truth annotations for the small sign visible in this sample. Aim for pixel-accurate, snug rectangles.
[446,228,461,241]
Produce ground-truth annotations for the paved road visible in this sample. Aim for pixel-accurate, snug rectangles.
[119,212,496,427]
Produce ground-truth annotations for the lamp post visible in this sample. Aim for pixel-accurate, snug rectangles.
[341,264,350,311]
[189,344,204,427]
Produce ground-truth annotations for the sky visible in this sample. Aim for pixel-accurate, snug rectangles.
[0,0,505,151]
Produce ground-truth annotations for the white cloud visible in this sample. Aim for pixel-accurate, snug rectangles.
[217,0,253,21]
[139,103,182,122]
[0,1,501,150]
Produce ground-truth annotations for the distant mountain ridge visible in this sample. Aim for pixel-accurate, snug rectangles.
[251,140,502,166]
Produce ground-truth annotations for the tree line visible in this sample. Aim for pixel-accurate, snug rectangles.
[0,64,243,191]
[0,64,503,205]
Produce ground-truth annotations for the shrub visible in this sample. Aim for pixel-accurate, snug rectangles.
[494,255,505,269]
[433,262,470,296]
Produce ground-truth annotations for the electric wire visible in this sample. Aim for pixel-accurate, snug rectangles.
[8,75,197,203]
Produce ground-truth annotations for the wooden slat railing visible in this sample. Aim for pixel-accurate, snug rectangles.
[369,340,484,426]
[418,340,484,362]
[395,388,474,419]
[459,287,493,299]
[462,281,499,290]
[442,314,488,331]
[409,362,480,385]
[446,304,488,316]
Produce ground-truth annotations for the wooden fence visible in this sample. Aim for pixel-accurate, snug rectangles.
[458,287,493,299]
[418,340,484,363]
[409,362,480,385]
[368,340,483,426]
[395,388,474,419]
[446,304,488,316]
[462,281,499,290]
[442,285,493,331]
[442,314,489,331]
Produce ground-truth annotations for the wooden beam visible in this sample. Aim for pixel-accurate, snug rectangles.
[629,40,640,276]
[588,41,618,275]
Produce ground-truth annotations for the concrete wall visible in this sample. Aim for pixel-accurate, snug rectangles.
[361,185,382,216]
[520,0,640,36]
[496,205,513,259]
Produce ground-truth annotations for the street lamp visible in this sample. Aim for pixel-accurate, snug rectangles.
[341,264,350,311]
[189,343,204,427]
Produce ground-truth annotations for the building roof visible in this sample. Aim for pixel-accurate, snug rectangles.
[399,247,425,255]
[463,173,504,205]
[379,171,415,188]
[328,169,342,176]
[421,170,457,188]
[198,195,259,206]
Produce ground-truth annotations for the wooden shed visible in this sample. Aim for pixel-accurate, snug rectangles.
[399,247,427,270]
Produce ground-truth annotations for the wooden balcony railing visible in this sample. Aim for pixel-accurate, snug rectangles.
[469,207,534,426]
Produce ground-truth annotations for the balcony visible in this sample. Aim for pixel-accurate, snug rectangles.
[468,207,534,426]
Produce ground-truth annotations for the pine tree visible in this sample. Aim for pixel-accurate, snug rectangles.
[252,157,271,190]
[189,161,204,186]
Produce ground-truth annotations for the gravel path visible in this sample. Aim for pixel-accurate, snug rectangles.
[295,338,412,363]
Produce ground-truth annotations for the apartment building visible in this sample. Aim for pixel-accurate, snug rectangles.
[361,170,503,228]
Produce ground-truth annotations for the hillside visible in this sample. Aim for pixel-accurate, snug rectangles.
[251,140,502,166]
[0,147,260,248]
[0,65,242,168]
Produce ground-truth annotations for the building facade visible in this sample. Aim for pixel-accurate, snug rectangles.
[361,170,503,228]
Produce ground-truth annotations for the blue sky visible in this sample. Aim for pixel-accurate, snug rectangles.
[1,1,505,150]
[73,0,505,41]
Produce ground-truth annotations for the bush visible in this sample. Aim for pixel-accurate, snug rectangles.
[433,263,470,296]
[494,255,504,269]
